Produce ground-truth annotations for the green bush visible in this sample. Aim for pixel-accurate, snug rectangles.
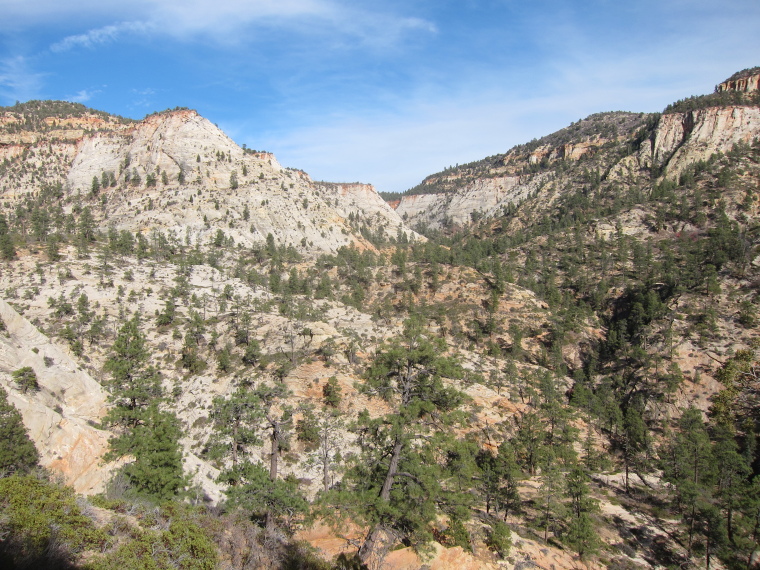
[90,505,218,570]
[0,474,107,567]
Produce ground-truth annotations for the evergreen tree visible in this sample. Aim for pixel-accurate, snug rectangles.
[0,212,15,260]
[12,367,39,394]
[220,380,308,531]
[335,317,466,566]
[536,458,566,542]
[475,443,521,519]
[619,405,650,493]
[103,315,184,500]
[661,407,716,557]
[0,387,39,474]
[211,382,262,471]
[564,464,600,557]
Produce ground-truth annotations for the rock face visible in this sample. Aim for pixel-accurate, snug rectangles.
[394,111,648,230]
[0,299,113,494]
[648,106,760,179]
[316,182,422,244]
[395,96,760,230]
[717,68,760,93]
[395,174,548,230]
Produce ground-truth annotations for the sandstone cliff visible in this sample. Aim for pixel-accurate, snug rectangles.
[0,298,113,493]
[648,106,760,179]
[395,98,760,231]
[717,67,760,93]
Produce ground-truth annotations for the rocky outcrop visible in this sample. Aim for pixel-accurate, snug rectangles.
[649,106,760,179]
[398,101,760,231]
[394,174,548,230]
[0,298,113,494]
[317,182,423,245]
[67,110,253,192]
[717,70,760,93]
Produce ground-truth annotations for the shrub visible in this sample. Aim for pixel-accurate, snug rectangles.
[0,474,106,567]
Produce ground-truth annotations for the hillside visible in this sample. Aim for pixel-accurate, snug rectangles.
[0,103,418,254]
[0,69,759,570]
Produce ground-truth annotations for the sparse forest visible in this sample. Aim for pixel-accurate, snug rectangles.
[1,73,760,569]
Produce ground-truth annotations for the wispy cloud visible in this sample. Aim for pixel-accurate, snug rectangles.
[35,0,435,53]
[67,88,102,103]
[0,56,46,104]
[51,21,153,52]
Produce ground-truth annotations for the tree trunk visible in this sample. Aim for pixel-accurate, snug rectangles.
[359,437,403,565]
[232,420,238,467]
[266,420,280,532]
[270,421,280,481]
[322,426,330,492]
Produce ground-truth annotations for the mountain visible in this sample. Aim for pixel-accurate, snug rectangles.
[0,69,759,570]
[394,68,760,233]
[0,101,418,254]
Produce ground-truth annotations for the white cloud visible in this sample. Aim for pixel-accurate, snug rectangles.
[68,88,102,103]
[23,0,434,51]
[51,21,154,52]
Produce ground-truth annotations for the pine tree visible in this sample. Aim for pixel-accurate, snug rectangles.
[536,458,566,542]
[335,317,466,566]
[0,387,39,474]
[0,212,16,260]
[564,464,600,557]
[475,443,521,519]
[220,380,308,531]
[211,383,262,471]
[661,407,716,557]
[103,315,184,500]
[619,405,649,493]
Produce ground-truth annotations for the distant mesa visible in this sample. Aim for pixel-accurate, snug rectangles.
[716,66,760,93]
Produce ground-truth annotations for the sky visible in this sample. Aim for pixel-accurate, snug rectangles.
[1,1,759,193]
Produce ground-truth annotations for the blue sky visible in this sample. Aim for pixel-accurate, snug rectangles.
[1,1,759,193]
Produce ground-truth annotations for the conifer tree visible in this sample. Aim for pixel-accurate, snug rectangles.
[0,387,39,474]
[212,382,262,472]
[0,212,16,260]
[103,315,184,500]
[220,380,308,531]
[334,317,466,566]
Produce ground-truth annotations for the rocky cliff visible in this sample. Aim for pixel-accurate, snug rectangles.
[0,298,112,494]
[394,112,650,230]
[394,94,760,231]
[717,66,760,93]
[647,105,760,179]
